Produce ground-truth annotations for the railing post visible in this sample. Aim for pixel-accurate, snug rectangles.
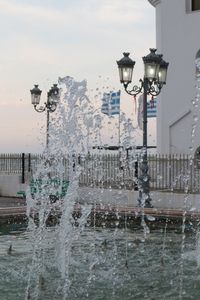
[21,153,25,184]
[28,153,31,173]
[134,160,138,191]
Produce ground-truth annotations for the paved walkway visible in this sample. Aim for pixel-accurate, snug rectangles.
[0,197,26,207]
[77,187,200,211]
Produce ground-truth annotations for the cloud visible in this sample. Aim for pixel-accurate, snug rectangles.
[0,0,149,28]
[95,0,148,24]
[0,0,153,68]
[0,0,69,24]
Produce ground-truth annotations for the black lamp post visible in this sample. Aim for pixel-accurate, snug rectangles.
[117,49,169,207]
[30,84,60,148]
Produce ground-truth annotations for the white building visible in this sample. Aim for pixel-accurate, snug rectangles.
[148,0,200,155]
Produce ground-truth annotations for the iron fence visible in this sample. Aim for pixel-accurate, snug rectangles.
[0,153,199,193]
[147,154,200,193]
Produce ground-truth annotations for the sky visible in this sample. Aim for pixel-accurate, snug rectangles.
[0,0,156,153]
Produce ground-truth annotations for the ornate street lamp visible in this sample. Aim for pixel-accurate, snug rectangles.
[30,84,60,148]
[117,49,169,207]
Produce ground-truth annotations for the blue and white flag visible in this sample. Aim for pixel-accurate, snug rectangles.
[101,90,120,116]
[101,92,110,115]
[110,91,120,116]
[147,98,157,118]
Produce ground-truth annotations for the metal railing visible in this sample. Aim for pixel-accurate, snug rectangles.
[147,154,199,193]
[0,153,199,193]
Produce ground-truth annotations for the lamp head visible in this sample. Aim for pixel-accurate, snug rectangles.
[142,48,162,81]
[48,84,60,104]
[30,84,42,105]
[117,52,135,84]
[158,58,169,84]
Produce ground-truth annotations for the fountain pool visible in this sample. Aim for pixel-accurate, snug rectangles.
[0,223,200,300]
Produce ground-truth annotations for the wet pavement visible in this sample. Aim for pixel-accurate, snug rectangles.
[0,197,26,207]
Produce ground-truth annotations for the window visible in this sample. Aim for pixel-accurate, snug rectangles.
[195,49,200,77]
[192,0,200,11]
[186,0,200,12]
[194,146,200,168]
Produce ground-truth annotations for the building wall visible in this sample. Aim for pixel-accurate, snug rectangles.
[0,174,27,197]
[148,0,200,154]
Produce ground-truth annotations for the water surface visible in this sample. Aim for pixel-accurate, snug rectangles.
[0,224,199,300]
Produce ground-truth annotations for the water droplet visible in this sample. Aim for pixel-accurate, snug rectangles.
[146,215,155,221]
[193,115,198,122]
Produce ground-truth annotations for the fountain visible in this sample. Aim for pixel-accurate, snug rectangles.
[1,73,200,300]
